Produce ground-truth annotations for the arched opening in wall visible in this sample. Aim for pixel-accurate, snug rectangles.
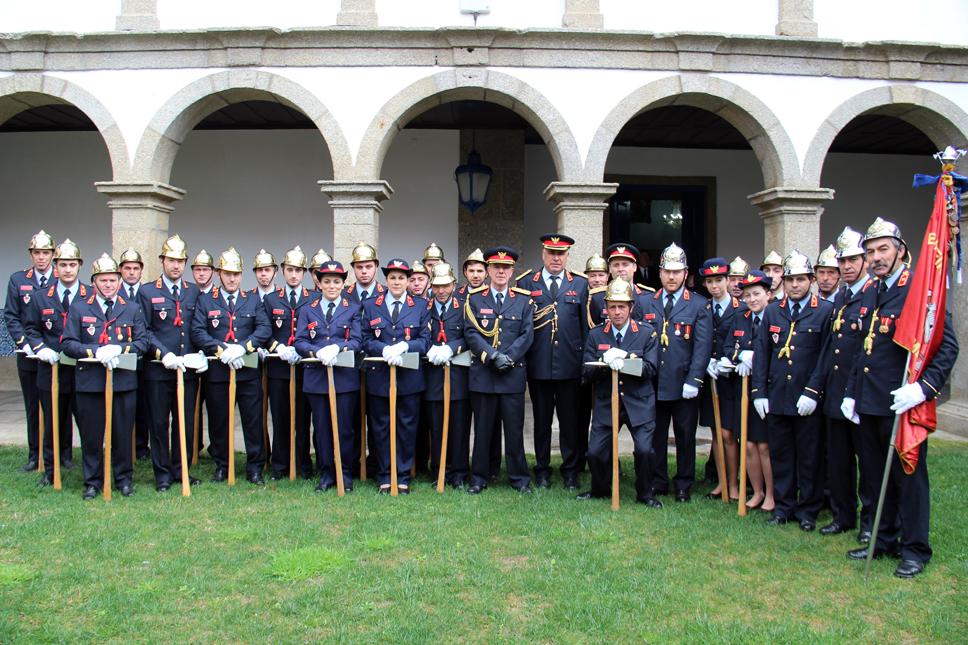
[818,112,939,252]
[377,100,558,271]
[168,98,334,291]
[0,99,113,295]
[604,105,762,292]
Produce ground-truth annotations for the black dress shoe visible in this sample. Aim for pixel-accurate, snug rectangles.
[449,480,465,490]
[315,482,334,493]
[799,519,816,532]
[637,495,663,508]
[120,484,135,497]
[398,485,410,495]
[766,515,788,526]
[515,485,534,494]
[269,472,286,481]
[188,476,201,486]
[535,477,551,489]
[563,477,579,491]
[82,485,98,500]
[675,491,691,503]
[211,468,228,483]
[378,485,391,495]
[847,546,899,561]
[467,484,484,495]
[894,559,925,578]
[820,522,849,536]
[857,530,872,545]
[61,458,76,470]
[575,490,602,500]
[38,474,53,487]
[21,460,39,472]
[156,482,172,492]
[246,472,266,486]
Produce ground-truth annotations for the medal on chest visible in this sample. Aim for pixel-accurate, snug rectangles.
[276,318,283,328]
[22,294,30,304]
[159,309,167,321]
[212,318,219,328]
[87,324,96,336]
[45,319,53,330]
[674,322,681,336]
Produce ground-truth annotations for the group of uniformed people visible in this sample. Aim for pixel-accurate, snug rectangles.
[4,218,957,578]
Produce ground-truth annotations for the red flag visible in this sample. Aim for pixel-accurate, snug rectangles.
[892,179,952,474]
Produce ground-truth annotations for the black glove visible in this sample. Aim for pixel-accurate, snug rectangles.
[491,352,513,372]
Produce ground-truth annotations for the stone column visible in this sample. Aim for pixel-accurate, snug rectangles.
[748,187,834,261]
[116,0,159,31]
[562,0,604,28]
[318,180,393,265]
[543,182,618,273]
[776,0,818,37]
[338,0,378,27]
[94,181,185,279]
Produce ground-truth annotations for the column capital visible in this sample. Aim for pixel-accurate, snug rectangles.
[318,179,393,208]
[544,181,618,209]
[94,181,185,213]
[747,186,834,210]
[776,0,818,38]
[748,186,833,260]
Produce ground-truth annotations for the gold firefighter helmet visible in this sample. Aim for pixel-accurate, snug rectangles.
[423,242,445,262]
[309,248,332,270]
[91,253,120,277]
[218,247,243,273]
[429,262,457,286]
[252,249,276,270]
[54,239,82,263]
[761,250,783,268]
[604,278,634,302]
[463,247,486,268]
[118,248,143,266]
[281,245,308,269]
[585,253,608,273]
[816,244,838,269]
[351,241,378,264]
[411,259,429,276]
[728,256,750,277]
[160,234,189,260]
[191,249,214,268]
[658,243,687,271]
[782,250,814,277]
[864,217,903,244]
[28,230,55,251]
[835,226,865,259]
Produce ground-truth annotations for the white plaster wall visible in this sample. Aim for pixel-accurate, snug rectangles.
[523,144,558,270]
[157,0,339,30]
[815,0,968,47]
[375,0,563,29]
[601,0,776,36]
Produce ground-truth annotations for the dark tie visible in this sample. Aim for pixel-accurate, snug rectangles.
[172,284,179,299]
[714,303,722,324]
[550,275,560,299]
[227,294,235,311]
[496,292,504,311]
[326,302,335,323]
[391,300,400,323]
[289,290,297,310]
[128,285,135,300]
[360,290,368,302]
[792,302,801,318]
[104,299,114,318]
[878,281,888,304]
[753,316,761,329]
[437,303,445,318]
[61,289,70,311]
[664,294,674,317]
[615,332,623,345]
[39,275,47,288]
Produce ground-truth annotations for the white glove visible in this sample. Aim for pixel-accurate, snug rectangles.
[840,397,859,424]
[434,344,454,365]
[190,351,209,374]
[278,345,301,365]
[161,352,182,370]
[392,341,409,356]
[607,356,625,372]
[257,347,269,360]
[105,355,120,371]
[220,344,245,364]
[717,357,735,375]
[426,345,442,365]
[36,347,59,364]
[706,358,720,380]
[21,344,35,357]
[602,347,628,364]
[316,344,341,367]
[753,398,770,420]
[796,395,817,416]
[229,356,245,371]
[890,382,927,415]
[682,383,699,399]
[382,345,397,361]
[737,350,753,377]
[95,344,122,362]
[386,352,404,367]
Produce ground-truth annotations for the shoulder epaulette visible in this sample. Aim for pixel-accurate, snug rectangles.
[79,284,88,297]
[345,283,356,293]
[810,295,819,307]
[311,298,320,307]
[898,269,910,287]
[516,269,534,282]
[636,283,655,293]
[469,285,487,294]
[25,268,34,279]
[86,294,96,305]
[511,287,532,296]
[589,286,606,295]
[630,320,639,333]
[744,310,752,318]
[155,278,163,288]
[47,285,55,297]
[732,296,740,308]
[568,270,581,281]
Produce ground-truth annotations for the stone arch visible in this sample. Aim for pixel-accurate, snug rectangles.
[0,73,130,179]
[802,85,968,187]
[353,68,583,181]
[132,69,352,183]
[584,74,801,188]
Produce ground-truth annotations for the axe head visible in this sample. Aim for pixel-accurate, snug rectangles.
[58,352,77,366]
[399,352,420,370]
[333,350,359,369]
[241,352,259,370]
[115,353,139,371]
[450,350,472,367]
[620,357,643,377]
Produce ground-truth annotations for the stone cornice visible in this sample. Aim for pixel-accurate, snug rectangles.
[0,28,966,81]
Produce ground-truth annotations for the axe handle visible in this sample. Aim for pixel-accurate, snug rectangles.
[437,364,450,494]
[389,365,398,497]
[738,376,750,517]
[710,380,729,504]
[289,364,296,481]
[327,366,345,497]
[177,369,190,497]
[611,370,620,511]
[227,368,236,485]
[103,370,113,502]
[51,363,61,490]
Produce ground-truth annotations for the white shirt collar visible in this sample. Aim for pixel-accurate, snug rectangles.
[613,321,631,338]
[36,267,53,284]
[123,281,139,295]
[713,294,731,310]
[884,265,905,289]
[57,281,79,299]
[162,275,179,291]
[541,267,564,287]
[848,276,867,296]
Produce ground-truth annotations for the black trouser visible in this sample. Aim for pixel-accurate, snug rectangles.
[576,381,592,473]
[414,400,433,475]
[205,377,266,476]
[194,373,207,456]
[488,412,502,477]
[351,380,379,478]
[426,397,471,485]
[767,412,823,522]
[860,414,931,563]
[18,364,40,463]
[368,392,420,487]
[653,398,699,494]
[528,377,582,481]
[587,408,655,499]
[268,377,313,477]
[308,391,358,489]
[76,389,135,490]
[145,377,198,486]
[134,371,150,458]
[470,391,530,489]
[827,416,873,531]
[38,387,77,476]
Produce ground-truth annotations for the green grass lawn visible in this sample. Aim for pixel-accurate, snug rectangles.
[1,442,966,643]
